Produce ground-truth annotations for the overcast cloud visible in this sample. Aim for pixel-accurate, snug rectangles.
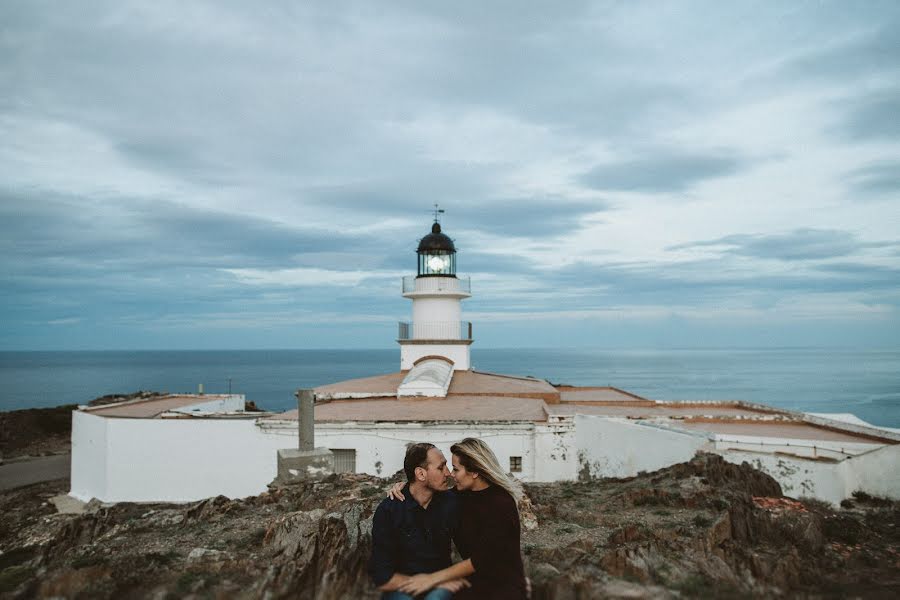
[1,1,899,350]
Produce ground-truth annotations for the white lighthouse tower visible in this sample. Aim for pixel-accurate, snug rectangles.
[398,216,472,371]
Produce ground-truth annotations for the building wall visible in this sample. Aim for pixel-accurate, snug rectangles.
[575,416,710,479]
[71,417,543,503]
[533,418,578,481]
[75,418,290,502]
[261,421,539,480]
[412,297,462,327]
[311,422,537,480]
[70,412,109,501]
[71,412,897,505]
[842,444,900,501]
[718,450,850,505]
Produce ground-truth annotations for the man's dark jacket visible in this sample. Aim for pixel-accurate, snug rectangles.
[368,484,459,587]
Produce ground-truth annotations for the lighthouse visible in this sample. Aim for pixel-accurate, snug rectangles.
[398,217,472,371]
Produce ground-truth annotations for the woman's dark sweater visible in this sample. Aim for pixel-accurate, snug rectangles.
[454,484,527,600]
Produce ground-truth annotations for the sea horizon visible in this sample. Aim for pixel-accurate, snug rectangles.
[2,347,898,429]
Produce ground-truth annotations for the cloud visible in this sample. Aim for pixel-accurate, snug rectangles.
[834,89,900,142]
[845,161,900,196]
[668,229,864,261]
[774,22,900,84]
[1,2,899,349]
[579,152,745,193]
[222,267,400,287]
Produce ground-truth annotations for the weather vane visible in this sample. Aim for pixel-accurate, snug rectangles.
[432,203,445,223]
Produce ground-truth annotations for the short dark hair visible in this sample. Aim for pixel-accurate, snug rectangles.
[404,443,436,482]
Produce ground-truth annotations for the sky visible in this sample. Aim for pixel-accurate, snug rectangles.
[1,1,899,350]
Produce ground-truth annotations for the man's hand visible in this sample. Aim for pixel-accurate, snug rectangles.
[386,482,405,501]
[397,573,435,596]
[437,578,470,593]
[376,573,410,592]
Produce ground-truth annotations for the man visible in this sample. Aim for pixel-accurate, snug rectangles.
[369,443,469,600]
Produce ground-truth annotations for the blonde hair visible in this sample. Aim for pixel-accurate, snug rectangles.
[450,437,523,502]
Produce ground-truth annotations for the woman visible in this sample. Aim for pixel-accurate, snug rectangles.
[391,438,528,600]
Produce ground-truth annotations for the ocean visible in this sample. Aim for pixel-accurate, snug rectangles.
[1,348,898,428]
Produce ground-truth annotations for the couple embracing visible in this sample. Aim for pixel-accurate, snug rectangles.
[368,438,528,600]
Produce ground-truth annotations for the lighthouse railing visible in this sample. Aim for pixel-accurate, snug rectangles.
[397,321,473,341]
[402,276,471,294]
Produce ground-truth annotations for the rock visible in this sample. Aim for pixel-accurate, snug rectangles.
[519,493,540,531]
[601,579,674,599]
[49,494,87,515]
[2,459,898,599]
[264,508,324,559]
[187,547,229,562]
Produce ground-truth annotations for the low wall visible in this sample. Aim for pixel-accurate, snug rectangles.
[70,412,109,501]
[575,416,709,479]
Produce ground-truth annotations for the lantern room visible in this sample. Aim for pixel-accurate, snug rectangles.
[416,222,457,277]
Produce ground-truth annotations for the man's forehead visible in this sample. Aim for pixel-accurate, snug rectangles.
[426,447,446,464]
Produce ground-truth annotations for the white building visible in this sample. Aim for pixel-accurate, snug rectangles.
[70,219,900,505]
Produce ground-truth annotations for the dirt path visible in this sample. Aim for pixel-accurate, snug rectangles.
[0,454,70,491]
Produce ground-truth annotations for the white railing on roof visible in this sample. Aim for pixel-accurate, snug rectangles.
[402,276,470,294]
[398,321,473,341]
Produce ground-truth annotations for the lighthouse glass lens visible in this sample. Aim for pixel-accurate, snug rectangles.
[427,255,447,273]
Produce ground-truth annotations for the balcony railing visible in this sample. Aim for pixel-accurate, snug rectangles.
[398,321,473,341]
[402,276,471,294]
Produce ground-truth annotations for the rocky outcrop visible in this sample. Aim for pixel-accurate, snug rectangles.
[2,455,899,599]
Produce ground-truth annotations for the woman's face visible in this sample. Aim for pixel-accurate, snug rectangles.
[451,453,478,491]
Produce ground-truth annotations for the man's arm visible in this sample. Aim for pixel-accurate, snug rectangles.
[377,573,411,592]
[368,501,402,589]
[397,559,475,596]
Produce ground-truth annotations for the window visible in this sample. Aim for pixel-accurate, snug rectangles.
[330,449,357,473]
[509,456,522,473]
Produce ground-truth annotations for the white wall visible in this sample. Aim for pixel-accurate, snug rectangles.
[412,297,461,326]
[842,444,900,500]
[70,412,109,501]
[533,417,578,481]
[575,416,710,479]
[72,417,543,503]
[89,418,291,502]
[718,450,849,505]
[260,421,538,480]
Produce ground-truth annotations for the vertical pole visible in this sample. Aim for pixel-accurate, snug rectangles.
[296,389,315,452]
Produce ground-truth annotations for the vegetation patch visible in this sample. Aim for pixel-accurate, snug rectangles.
[0,565,35,593]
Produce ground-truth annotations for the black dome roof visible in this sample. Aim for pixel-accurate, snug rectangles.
[417,222,456,254]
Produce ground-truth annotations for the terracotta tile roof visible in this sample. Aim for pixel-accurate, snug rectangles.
[85,395,232,419]
[314,371,406,396]
[674,420,892,443]
[271,395,549,423]
[448,370,558,399]
[557,387,650,403]
[548,402,775,418]
[313,369,561,402]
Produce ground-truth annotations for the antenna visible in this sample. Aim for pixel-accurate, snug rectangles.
[432,203,445,223]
